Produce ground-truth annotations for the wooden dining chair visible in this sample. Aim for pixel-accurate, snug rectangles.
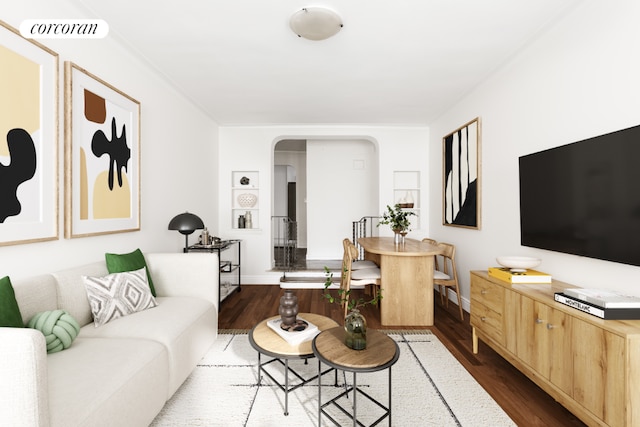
[339,238,361,318]
[422,238,439,270]
[433,242,464,321]
[338,239,381,314]
[344,239,381,298]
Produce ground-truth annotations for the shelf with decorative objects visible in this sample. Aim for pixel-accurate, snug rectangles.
[393,170,420,228]
[232,171,259,229]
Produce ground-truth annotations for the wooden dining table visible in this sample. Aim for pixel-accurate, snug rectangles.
[357,237,441,326]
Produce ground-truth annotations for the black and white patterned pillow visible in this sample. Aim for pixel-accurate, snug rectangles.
[82,267,157,327]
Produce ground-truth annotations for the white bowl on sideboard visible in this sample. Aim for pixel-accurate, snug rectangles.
[496,256,541,272]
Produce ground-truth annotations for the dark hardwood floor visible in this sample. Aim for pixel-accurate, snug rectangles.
[219,285,586,426]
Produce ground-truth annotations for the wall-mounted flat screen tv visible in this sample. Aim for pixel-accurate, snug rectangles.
[519,124,640,267]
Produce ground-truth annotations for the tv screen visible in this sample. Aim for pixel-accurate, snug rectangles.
[519,124,640,267]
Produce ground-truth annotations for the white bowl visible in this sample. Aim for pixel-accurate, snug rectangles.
[496,256,541,271]
[237,193,258,208]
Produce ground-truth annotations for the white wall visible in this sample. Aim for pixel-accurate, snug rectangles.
[0,2,218,279]
[306,139,378,259]
[429,0,640,307]
[218,126,429,284]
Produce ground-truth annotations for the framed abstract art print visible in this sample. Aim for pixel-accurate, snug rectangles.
[443,117,481,229]
[0,20,58,246]
[64,62,140,238]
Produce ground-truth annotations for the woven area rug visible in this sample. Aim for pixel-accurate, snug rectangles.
[150,330,515,426]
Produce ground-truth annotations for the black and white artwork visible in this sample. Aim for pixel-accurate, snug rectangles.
[443,118,481,229]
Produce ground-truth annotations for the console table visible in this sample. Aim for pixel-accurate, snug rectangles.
[186,240,241,308]
[471,270,640,427]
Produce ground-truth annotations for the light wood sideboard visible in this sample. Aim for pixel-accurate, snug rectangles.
[470,271,640,427]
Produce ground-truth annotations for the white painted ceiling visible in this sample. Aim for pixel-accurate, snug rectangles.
[73,0,580,126]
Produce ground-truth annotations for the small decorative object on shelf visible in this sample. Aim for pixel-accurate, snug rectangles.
[237,193,258,208]
[244,211,252,228]
[240,176,250,185]
[404,190,414,208]
[279,289,299,326]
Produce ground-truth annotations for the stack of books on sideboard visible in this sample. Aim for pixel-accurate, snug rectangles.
[554,288,640,320]
[488,267,552,283]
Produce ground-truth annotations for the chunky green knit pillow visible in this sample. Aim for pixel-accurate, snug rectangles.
[0,276,24,328]
[27,310,80,353]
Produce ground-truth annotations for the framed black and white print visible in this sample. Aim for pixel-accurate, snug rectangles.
[443,117,481,229]
[0,20,59,246]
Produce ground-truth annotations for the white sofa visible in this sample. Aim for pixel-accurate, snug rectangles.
[0,252,219,427]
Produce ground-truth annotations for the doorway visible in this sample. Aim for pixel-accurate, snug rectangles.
[273,140,306,269]
[272,138,379,269]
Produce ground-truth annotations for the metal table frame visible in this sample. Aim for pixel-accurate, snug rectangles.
[248,323,336,416]
[312,334,400,427]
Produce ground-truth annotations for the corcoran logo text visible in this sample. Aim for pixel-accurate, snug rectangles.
[20,19,109,39]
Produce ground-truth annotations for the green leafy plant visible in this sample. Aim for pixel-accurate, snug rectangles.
[322,266,382,312]
[377,203,416,232]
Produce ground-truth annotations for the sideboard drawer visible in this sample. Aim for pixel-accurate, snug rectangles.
[471,274,505,346]
[471,302,503,345]
[471,274,504,313]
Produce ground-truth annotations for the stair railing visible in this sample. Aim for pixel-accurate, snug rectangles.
[352,216,381,260]
[271,216,297,270]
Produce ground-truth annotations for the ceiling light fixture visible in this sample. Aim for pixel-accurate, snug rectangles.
[289,7,343,41]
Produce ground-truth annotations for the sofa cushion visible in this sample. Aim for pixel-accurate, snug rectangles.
[52,261,108,327]
[47,337,168,427]
[80,296,217,396]
[105,248,157,296]
[83,268,157,327]
[10,274,58,327]
[0,276,24,327]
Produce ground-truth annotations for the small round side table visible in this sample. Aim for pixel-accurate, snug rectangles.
[313,327,400,426]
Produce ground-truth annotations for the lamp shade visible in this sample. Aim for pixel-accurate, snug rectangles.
[290,7,343,41]
[168,212,204,235]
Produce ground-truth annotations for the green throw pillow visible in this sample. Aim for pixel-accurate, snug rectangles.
[0,276,24,328]
[105,249,156,296]
[28,310,80,353]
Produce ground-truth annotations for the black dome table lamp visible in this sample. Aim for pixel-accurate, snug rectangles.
[168,212,205,252]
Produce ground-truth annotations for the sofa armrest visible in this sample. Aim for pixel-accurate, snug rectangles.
[145,252,219,310]
[0,328,49,427]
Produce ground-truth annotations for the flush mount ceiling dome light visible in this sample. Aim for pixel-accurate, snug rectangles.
[290,7,343,41]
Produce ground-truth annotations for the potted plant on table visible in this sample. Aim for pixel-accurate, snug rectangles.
[323,267,382,350]
[377,203,416,244]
